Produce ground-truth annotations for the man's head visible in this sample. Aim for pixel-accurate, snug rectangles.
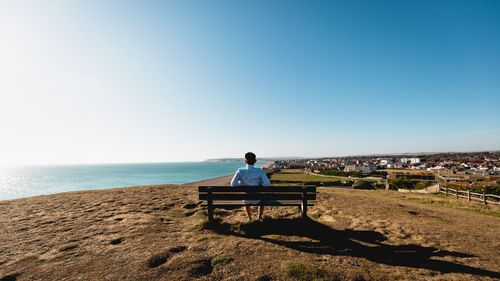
[245,152,257,165]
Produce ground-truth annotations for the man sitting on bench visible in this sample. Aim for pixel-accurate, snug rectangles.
[231,152,271,221]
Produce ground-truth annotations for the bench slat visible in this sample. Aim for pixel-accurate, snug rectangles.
[199,193,316,201]
[198,186,316,193]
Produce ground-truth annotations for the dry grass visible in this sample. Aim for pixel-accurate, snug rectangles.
[58,243,78,252]
[211,254,233,266]
[0,182,499,280]
[372,190,500,217]
[283,261,325,281]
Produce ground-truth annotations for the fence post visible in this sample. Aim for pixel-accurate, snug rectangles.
[456,189,458,199]
[483,192,487,205]
[445,187,448,196]
[467,190,471,202]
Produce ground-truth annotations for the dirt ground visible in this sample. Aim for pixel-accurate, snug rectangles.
[0,178,499,280]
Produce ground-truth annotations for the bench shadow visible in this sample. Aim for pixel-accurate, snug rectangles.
[204,218,499,278]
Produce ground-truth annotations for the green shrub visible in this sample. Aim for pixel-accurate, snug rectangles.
[414,181,432,190]
[390,177,414,190]
[446,183,500,195]
[318,169,362,178]
[353,180,374,190]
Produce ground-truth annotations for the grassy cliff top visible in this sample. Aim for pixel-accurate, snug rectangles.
[0,182,499,280]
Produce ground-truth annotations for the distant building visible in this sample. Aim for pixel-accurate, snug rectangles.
[345,165,377,174]
[387,162,403,169]
[380,159,389,166]
[427,166,448,173]
[401,158,421,164]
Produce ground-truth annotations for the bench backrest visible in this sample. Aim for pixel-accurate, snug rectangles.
[198,185,316,201]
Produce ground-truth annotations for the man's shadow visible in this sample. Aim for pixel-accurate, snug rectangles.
[204,217,499,278]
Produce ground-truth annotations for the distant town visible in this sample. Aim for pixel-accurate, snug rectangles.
[270,151,500,175]
[209,151,500,196]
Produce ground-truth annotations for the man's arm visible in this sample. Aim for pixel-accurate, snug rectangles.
[260,169,271,186]
[231,169,241,186]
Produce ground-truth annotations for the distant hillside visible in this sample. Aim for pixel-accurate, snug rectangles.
[206,151,500,162]
[205,157,304,162]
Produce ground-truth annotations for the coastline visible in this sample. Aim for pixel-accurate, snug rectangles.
[0,162,273,203]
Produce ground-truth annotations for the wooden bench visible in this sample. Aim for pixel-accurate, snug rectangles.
[198,185,316,221]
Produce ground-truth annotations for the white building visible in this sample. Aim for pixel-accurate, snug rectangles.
[401,158,421,164]
[380,159,389,166]
[345,165,377,173]
[427,166,448,173]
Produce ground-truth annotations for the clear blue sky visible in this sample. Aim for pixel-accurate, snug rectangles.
[1,0,499,164]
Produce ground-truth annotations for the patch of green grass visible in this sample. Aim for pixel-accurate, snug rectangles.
[264,262,272,268]
[198,217,251,235]
[273,182,301,186]
[283,261,325,281]
[271,173,343,182]
[211,254,233,266]
[197,236,207,242]
[59,243,78,251]
[198,217,221,229]
[198,217,232,233]
[15,226,29,232]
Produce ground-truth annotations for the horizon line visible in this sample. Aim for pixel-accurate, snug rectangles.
[2,149,499,167]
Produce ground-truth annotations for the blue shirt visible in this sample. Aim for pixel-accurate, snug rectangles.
[231,165,271,187]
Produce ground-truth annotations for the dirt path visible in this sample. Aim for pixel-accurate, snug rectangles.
[0,185,499,280]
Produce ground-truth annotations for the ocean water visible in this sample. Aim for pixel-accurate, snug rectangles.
[0,161,265,201]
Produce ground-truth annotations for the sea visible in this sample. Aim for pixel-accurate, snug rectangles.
[0,161,266,201]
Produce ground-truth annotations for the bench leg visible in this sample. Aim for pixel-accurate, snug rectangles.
[208,205,214,221]
[301,202,307,219]
[301,188,308,219]
[207,198,214,221]
[207,188,214,221]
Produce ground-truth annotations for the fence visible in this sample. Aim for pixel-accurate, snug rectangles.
[438,186,500,205]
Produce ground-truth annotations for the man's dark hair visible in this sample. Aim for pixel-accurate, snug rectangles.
[245,152,257,165]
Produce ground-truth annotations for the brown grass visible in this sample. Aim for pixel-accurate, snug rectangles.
[0,182,499,280]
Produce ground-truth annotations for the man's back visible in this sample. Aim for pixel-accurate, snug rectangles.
[231,165,270,186]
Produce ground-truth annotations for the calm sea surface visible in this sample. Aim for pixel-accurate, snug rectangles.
[0,161,265,201]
